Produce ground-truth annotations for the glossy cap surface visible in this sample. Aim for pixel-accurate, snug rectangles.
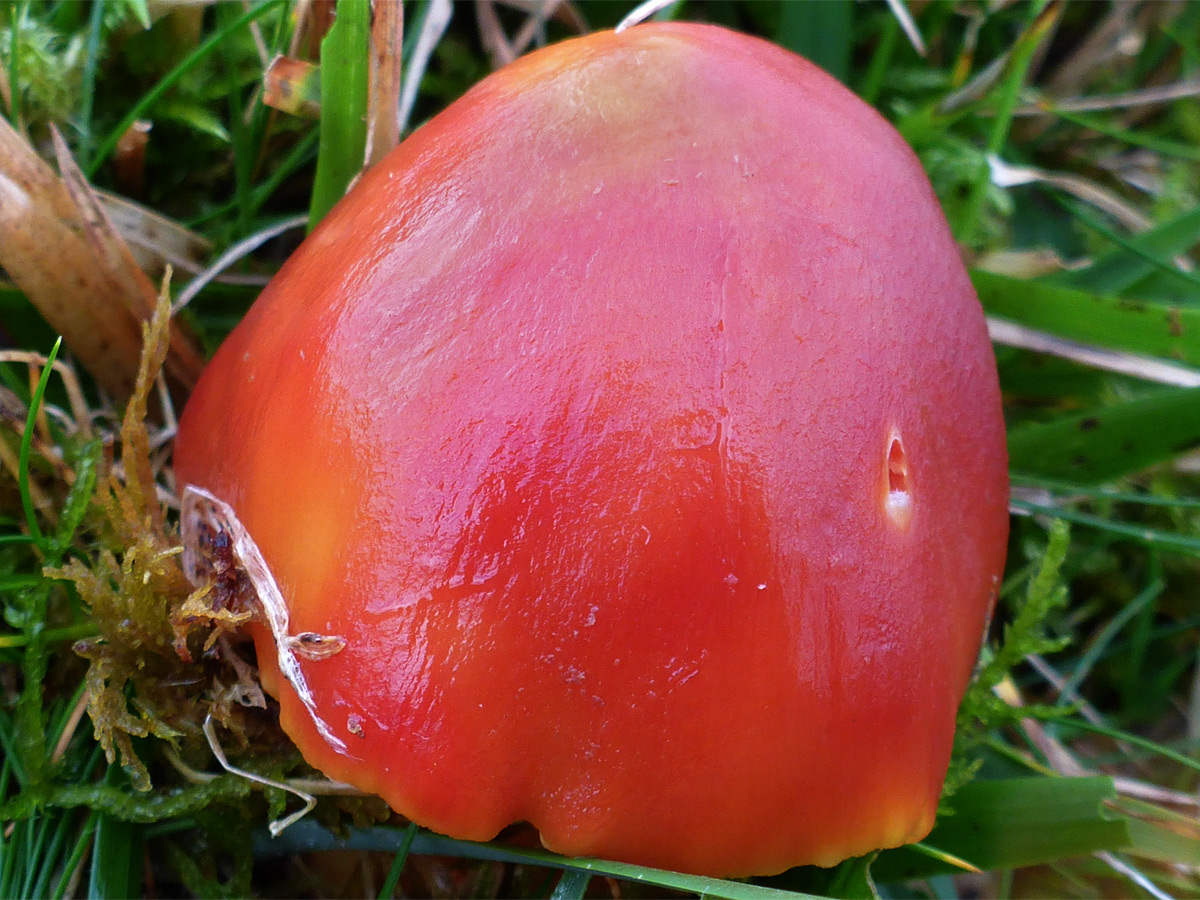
[174,22,1009,877]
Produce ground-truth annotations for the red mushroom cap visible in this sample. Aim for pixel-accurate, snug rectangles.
[174,22,1009,877]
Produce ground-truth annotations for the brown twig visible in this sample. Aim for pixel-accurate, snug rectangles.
[0,430,54,518]
[52,689,92,765]
[1018,77,1200,116]
[366,0,405,168]
[0,352,95,440]
[476,0,516,68]
[509,0,559,56]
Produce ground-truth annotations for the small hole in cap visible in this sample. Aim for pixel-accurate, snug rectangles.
[886,434,912,527]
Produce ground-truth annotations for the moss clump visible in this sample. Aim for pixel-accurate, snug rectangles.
[46,286,283,789]
[942,520,1073,803]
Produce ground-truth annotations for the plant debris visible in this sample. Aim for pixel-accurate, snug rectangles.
[46,283,283,790]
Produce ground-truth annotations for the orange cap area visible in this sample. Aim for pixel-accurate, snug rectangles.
[174,23,1008,877]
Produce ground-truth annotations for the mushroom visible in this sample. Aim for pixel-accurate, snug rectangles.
[173,22,1009,877]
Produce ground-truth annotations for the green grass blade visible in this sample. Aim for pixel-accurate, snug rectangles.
[51,438,101,563]
[87,0,285,177]
[1057,200,1200,298]
[1057,719,1200,775]
[1010,473,1200,509]
[550,869,591,900]
[872,777,1129,881]
[88,770,142,900]
[1125,818,1200,866]
[52,813,96,900]
[767,854,880,899]
[975,270,1200,366]
[377,821,416,900]
[1055,205,1200,296]
[1007,387,1200,482]
[0,711,28,786]
[308,0,371,230]
[858,15,898,105]
[776,0,853,83]
[125,0,150,30]
[1046,106,1200,163]
[186,129,319,230]
[19,813,50,898]
[1056,577,1163,703]
[19,337,61,553]
[0,812,13,900]
[1011,498,1200,557]
[907,843,979,873]
[219,5,255,240]
[75,0,107,170]
[0,624,101,650]
[955,2,1057,246]
[28,808,78,899]
[7,2,27,130]
[0,575,46,591]
[260,821,826,900]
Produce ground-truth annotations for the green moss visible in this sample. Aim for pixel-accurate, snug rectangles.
[44,289,278,790]
[943,521,1073,802]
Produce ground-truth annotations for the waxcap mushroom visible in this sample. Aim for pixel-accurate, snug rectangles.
[175,21,1009,877]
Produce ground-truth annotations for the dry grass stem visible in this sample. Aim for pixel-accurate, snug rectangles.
[616,0,675,33]
[1098,853,1173,900]
[0,430,54,516]
[0,118,148,400]
[1043,0,1139,97]
[885,0,926,57]
[0,351,94,439]
[113,121,152,198]
[109,462,179,509]
[288,0,336,60]
[1020,77,1200,116]
[477,0,516,67]
[988,156,1156,234]
[975,248,1074,278]
[1111,778,1200,810]
[173,214,307,313]
[1025,653,1135,756]
[163,744,217,784]
[993,676,1091,778]
[51,689,92,765]
[1001,665,1196,815]
[152,373,178,450]
[400,0,452,132]
[203,714,317,836]
[508,1,561,57]
[287,0,317,57]
[986,318,1200,388]
[497,0,586,33]
[939,53,1013,115]
[366,0,404,168]
[241,0,271,65]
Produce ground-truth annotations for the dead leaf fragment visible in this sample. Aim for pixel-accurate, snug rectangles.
[0,118,205,402]
[263,56,322,119]
[98,189,214,282]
